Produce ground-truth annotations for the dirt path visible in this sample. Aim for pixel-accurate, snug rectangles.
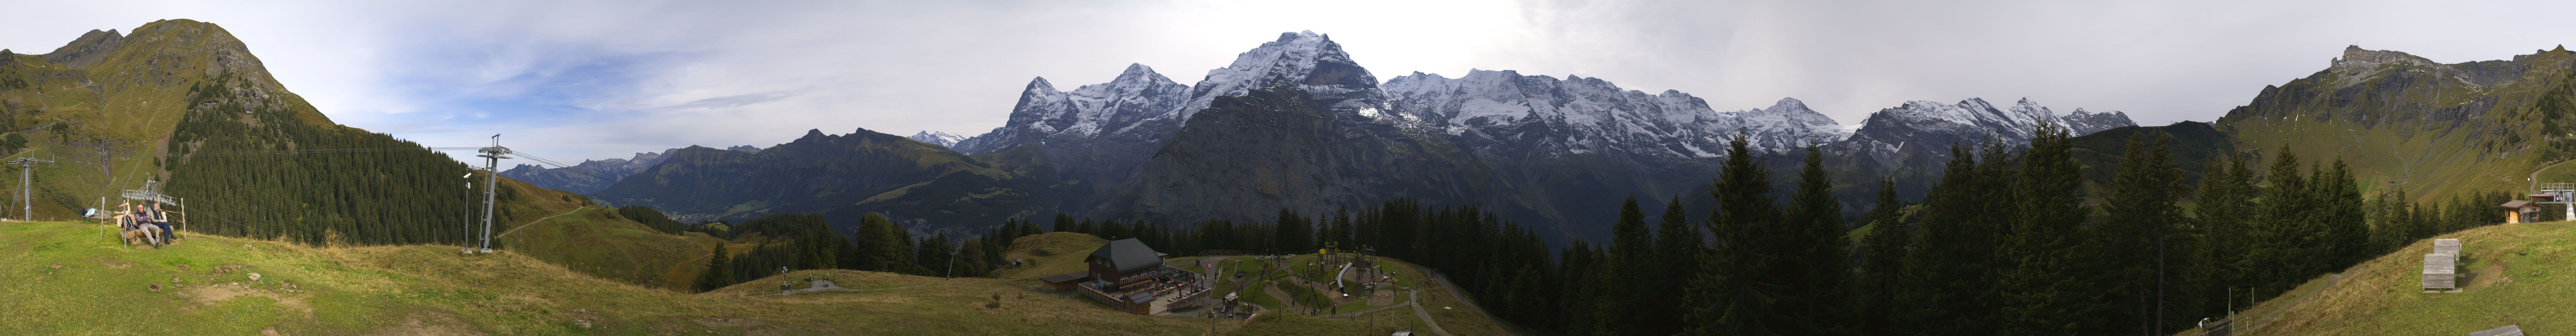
[1405,289,1451,336]
[493,207,585,238]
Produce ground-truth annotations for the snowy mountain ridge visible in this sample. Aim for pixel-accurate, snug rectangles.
[1382,69,1849,156]
[906,131,968,148]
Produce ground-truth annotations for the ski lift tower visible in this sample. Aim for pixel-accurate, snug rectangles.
[10,157,53,221]
[2536,183,2576,220]
[475,135,512,253]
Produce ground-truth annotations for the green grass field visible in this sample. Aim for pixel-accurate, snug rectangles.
[995,232,1106,281]
[0,221,1241,335]
[2235,220,2576,335]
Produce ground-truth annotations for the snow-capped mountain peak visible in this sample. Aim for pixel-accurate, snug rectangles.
[908,131,968,148]
[1174,31,1376,121]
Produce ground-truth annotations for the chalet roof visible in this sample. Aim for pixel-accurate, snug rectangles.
[1090,238,1163,273]
[2500,200,2537,209]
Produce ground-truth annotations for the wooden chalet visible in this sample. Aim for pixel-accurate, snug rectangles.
[2499,200,2540,223]
[1074,238,1210,315]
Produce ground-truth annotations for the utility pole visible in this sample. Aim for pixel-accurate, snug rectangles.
[475,135,511,253]
[10,157,52,221]
[946,247,957,279]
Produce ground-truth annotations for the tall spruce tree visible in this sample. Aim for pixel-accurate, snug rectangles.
[1895,142,2007,336]
[1856,178,1911,336]
[698,243,733,292]
[2321,160,2368,268]
[1996,122,2104,334]
[1653,196,1702,336]
[2100,133,2186,334]
[2255,146,2311,296]
[1601,196,1655,336]
[1684,132,1776,336]
[1780,144,1854,335]
[2197,153,2258,314]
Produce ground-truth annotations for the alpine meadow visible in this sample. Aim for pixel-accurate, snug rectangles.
[6,1,2576,335]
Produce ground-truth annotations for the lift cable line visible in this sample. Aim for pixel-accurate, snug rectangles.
[164,147,488,158]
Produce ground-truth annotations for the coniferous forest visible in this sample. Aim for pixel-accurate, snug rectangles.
[676,121,2520,334]
[164,73,510,246]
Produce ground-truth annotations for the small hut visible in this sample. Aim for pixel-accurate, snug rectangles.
[2498,200,2541,223]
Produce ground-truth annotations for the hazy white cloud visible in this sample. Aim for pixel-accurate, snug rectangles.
[6,0,2575,163]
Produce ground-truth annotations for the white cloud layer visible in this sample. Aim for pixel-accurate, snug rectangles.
[5,0,2575,162]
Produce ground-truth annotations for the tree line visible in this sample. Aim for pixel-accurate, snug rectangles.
[690,123,2515,334]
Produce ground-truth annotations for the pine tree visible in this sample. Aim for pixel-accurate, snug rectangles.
[855,213,902,272]
[1781,144,1854,335]
[2255,146,2311,296]
[1601,196,1655,336]
[1684,131,1776,336]
[698,243,733,292]
[2100,132,2186,333]
[1895,142,2007,336]
[2197,152,2257,314]
[1653,195,1701,336]
[2321,160,2368,268]
[1995,122,2104,334]
[1856,178,1911,336]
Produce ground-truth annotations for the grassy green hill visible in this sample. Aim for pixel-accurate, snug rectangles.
[994,232,1107,281]
[0,221,1234,335]
[2216,46,2576,202]
[2212,220,2575,335]
[484,176,728,292]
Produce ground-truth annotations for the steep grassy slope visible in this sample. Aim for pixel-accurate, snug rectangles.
[0,19,512,246]
[2228,220,2575,334]
[484,176,728,292]
[0,221,1225,335]
[2218,46,2576,201]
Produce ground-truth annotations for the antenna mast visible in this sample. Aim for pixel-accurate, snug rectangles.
[476,135,512,253]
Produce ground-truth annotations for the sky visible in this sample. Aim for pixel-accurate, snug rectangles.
[6,0,2576,163]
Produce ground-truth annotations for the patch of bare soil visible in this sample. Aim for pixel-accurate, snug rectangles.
[693,317,770,327]
[2464,261,2509,292]
[93,256,131,269]
[1367,289,1396,305]
[180,283,313,317]
[363,311,483,336]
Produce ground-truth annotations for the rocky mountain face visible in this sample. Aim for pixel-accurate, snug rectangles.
[1821,97,2137,207]
[593,128,1055,233]
[498,150,674,194]
[950,63,1192,204]
[1835,98,2134,174]
[1090,32,1553,232]
[1380,70,1859,223]
[606,31,2143,242]
[906,131,967,148]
